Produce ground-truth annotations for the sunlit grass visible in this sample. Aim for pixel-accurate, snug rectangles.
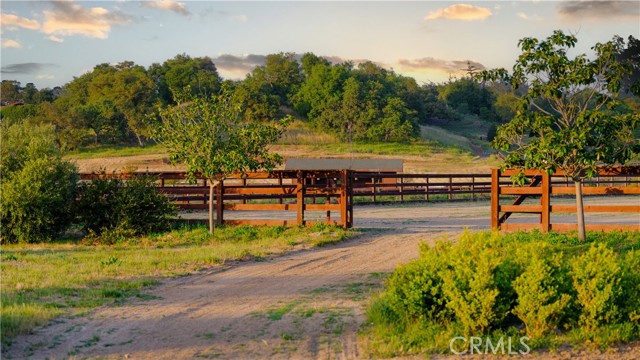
[65,143,166,160]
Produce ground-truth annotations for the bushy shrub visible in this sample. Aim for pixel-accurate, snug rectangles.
[571,243,622,331]
[1,122,78,243]
[76,173,176,242]
[1,158,78,243]
[384,248,447,323]
[439,232,515,335]
[513,242,571,339]
[365,231,638,355]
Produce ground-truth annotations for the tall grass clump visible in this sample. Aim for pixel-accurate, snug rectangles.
[363,230,640,357]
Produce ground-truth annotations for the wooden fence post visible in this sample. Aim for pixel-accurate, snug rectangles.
[541,172,551,232]
[491,168,500,230]
[296,171,305,226]
[216,180,224,226]
[340,170,348,229]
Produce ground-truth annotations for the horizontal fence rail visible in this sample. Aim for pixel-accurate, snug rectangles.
[80,170,353,229]
[79,167,640,230]
[491,167,640,233]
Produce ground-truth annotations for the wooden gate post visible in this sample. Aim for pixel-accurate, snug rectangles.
[491,168,500,230]
[216,180,224,226]
[340,170,348,229]
[541,172,551,232]
[296,171,305,226]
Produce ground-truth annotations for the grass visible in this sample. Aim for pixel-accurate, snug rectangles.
[65,143,166,160]
[308,140,465,157]
[0,223,355,348]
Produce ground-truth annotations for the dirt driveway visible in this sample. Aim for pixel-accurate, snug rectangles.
[5,200,639,360]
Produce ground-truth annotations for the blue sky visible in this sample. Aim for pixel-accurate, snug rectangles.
[1,1,639,89]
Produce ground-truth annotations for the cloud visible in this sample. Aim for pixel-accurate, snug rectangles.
[1,62,57,75]
[1,13,41,30]
[1,39,22,48]
[142,1,190,16]
[517,12,529,20]
[425,4,492,21]
[397,57,485,75]
[41,0,133,40]
[557,1,639,22]
[47,35,64,43]
[212,54,267,75]
[36,74,56,80]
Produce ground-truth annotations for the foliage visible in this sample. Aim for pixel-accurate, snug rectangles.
[154,89,288,233]
[481,30,639,182]
[364,230,640,356]
[1,157,78,244]
[1,122,78,243]
[76,173,176,241]
[571,243,622,331]
[512,242,571,339]
[438,78,496,121]
[149,53,222,105]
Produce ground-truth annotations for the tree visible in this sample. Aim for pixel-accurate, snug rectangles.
[154,90,289,234]
[149,54,222,105]
[1,80,21,104]
[480,30,639,241]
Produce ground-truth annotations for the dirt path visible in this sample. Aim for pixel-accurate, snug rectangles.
[5,200,639,360]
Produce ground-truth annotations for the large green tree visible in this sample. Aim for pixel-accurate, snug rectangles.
[154,90,289,234]
[480,30,639,240]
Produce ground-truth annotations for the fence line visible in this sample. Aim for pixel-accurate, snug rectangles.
[491,167,640,233]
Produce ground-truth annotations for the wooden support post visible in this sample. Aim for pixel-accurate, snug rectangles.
[326,195,331,224]
[216,180,224,226]
[400,177,404,202]
[541,172,550,232]
[371,176,376,203]
[491,168,500,230]
[448,176,453,200]
[241,178,247,204]
[340,170,348,229]
[425,176,429,201]
[278,175,284,204]
[348,171,353,228]
[296,172,305,226]
[471,176,475,201]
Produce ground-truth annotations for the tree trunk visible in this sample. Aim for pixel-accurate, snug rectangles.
[135,133,144,147]
[209,183,215,235]
[575,180,586,241]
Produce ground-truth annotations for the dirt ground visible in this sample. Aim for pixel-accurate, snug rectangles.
[5,200,640,360]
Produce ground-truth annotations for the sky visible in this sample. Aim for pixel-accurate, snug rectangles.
[1,1,639,89]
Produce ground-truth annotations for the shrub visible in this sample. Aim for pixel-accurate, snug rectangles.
[618,250,640,326]
[76,173,176,241]
[439,232,512,335]
[0,122,78,243]
[571,243,621,332]
[513,242,571,339]
[384,249,447,323]
[1,157,78,243]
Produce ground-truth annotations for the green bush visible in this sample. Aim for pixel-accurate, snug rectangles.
[571,243,622,331]
[76,173,176,242]
[513,242,571,339]
[439,232,515,335]
[384,249,447,323]
[1,158,78,243]
[0,123,78,243]
[364,231,639,356]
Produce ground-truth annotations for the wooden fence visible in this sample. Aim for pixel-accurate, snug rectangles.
[80,170,353,229]
[491,167,640,233]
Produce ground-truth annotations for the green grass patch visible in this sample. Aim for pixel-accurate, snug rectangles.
[0,224,355,348]
[362,230,640,357]
[65,143,166,160]
[308,140,464,157]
